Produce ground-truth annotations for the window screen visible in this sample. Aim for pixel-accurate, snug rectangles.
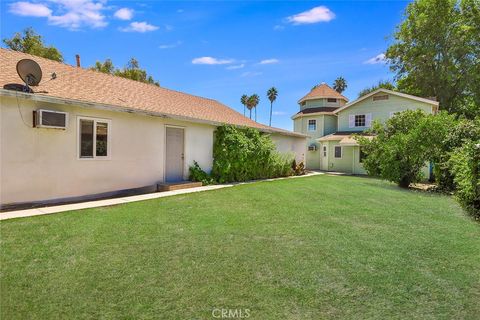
[334,146,342,158]
[355,115,366,127]
[80,119,94,158]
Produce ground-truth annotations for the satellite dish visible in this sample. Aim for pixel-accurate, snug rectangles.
[16,59,42,86]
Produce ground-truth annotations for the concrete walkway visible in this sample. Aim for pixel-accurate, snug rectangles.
[1,171,322,221]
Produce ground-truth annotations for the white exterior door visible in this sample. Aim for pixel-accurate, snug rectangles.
[321,144,328,170]
[165,127,184,182]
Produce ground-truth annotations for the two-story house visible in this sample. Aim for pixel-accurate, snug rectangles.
[292,83,439,175]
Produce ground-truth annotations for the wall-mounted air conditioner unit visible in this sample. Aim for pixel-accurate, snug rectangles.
[34,109,68,129]
[308,144,317,151]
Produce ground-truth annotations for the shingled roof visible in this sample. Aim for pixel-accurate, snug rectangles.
[0,49,304,137]
[298,83,348,103]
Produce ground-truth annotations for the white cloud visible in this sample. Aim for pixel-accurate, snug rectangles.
[9,0,108,29]
[159,41,182,49]
[259,59,279,65]
[114,8,133,20]
[241,71,262,77]
[192,56,234,65]
[226,64,245,70]
[9,2,51,17]
[364,53,386,64]
[287,6,335,25]
[272,111,287,116]
[120,21,159,32]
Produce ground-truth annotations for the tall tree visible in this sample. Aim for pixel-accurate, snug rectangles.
[91,58,160,86]
[249,94,260,122]
[332,77,347,94]
[267,87,278,127]
[386,0,479,117]
[115,58,160,86]
[91,59,115,74]
[3,27,63,62]
[240,94,248,117]
[358,80,396,98]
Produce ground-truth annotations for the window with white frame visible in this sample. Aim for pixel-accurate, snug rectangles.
[78,117,111,159]
[334,146,342,158]
[308,119,317,131]
[355,114,366,127]
[323,146,327,157]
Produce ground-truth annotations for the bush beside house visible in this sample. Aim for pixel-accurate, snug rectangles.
[358,111,480,219]
[189,125,299,184]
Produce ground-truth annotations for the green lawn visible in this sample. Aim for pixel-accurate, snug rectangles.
[1,175,479,319]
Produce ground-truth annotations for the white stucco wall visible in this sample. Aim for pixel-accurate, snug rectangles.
[270,133,306,165]
[0,96,214,205]
[1,96,306,206]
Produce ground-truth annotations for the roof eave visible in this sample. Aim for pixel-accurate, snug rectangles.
[333,88,440,114]
[0,89,305,138]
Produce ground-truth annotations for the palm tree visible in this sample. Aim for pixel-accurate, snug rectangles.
[333,77,347,94]
[240,94,248,117]
[249,94,260,122]
[267,87,278,126]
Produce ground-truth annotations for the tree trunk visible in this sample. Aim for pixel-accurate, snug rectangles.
[255,107,257,122]
[249,109,252,119]
[269,102,272,126]
[398,176,411,188]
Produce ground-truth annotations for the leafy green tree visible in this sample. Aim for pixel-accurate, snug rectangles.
[91,58,160,86]
[357,110,451,188]
[386,0,479,118]
[332,77,347,94]
[91,59,115,74]
[3,27,63,62]
[358,80,396,98]
[240,94,248,117]
[248,94,260,122]
[267,87,278,126]
[115,58,159,86]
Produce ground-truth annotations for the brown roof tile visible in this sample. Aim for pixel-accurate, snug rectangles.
[298,83,348,103]
[0,49,305,137]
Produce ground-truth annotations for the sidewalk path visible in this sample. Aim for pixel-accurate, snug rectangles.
[1,172,322,221]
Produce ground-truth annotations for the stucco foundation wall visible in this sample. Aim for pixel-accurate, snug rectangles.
[270,133,306,165]
[0,96,214,205]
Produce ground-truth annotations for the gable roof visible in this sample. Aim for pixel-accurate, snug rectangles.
[0,49,305,137]
[298,83,348,103]
[333,88,439,114]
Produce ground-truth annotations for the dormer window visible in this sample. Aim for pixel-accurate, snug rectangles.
[327,98,337,103]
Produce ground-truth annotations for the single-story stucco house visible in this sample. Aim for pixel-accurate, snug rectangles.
[0,49,306,209]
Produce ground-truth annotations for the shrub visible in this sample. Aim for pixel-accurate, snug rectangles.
[357,110,452,188]
[291,160,306,176]
[211,125,294,183]
[188,161,215,185]
[433,117,480,191]
[449,141,480,219]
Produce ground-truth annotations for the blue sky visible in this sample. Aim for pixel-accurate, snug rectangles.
[1,1,408,130]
